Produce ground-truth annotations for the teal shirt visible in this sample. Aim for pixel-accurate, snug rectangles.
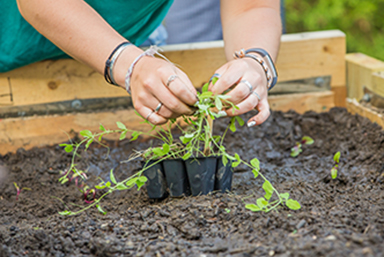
[0,0,173,72]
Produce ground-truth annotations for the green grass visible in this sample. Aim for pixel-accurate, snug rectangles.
[285,0,384,60]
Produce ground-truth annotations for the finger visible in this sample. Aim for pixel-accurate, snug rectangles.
[247,98,271,127]
[223,79,256,105]
[223,91,260,117]
[163,70,198,106]
[209,61,246,95]
[142,95,178,119]
[136,105,168,125]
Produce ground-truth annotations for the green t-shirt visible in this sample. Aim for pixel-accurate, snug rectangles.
[0,0,173,72]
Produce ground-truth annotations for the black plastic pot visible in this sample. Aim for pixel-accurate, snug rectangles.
[142,161,168,199]
[163,159,190,197]
[214,157,233,193]
[185,157,217,196]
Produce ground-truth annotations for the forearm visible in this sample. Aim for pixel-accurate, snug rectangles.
[220,1,282,61]
[16,0,141,86]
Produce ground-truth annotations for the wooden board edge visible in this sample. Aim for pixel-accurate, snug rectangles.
[346,98,384,128]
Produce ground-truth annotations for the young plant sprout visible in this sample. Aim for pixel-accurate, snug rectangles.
[290,136,314,157]
[58,76,301,215]
[331,151,341,179]
[13,182,31,201]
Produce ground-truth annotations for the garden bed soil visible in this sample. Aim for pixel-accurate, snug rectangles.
[1,107,384,257]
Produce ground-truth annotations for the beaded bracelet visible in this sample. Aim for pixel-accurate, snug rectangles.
[125,45,164,94]
[104,42,132,86]
[234,48,278,91]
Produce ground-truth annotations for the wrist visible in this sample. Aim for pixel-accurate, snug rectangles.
[112,45,143,88]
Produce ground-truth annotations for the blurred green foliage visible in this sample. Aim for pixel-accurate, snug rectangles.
[285,0,384,60]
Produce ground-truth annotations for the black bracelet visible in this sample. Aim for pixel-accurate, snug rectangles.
[104,42,132,86]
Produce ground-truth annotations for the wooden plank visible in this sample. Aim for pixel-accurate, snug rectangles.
[345,53,384,101]
[371,71,384,98]
[0,91,335,155]
[269,91,335,113]
[346,98,384,128]
[0,30,346,108]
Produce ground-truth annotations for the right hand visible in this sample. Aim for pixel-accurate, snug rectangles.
[126,56,198,125]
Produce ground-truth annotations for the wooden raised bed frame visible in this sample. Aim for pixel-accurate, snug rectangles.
[2,29,373,155]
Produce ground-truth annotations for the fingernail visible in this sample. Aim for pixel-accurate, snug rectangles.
[247,121,256,127]
[217,111,227,117]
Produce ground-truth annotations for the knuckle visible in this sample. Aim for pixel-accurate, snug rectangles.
[166,99,181,111]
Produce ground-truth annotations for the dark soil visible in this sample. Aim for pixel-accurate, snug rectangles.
[1,107,384,257]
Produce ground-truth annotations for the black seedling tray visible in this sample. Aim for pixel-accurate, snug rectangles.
[143,156,233,199]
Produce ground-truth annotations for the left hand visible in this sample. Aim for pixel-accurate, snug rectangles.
[209,57,271,127]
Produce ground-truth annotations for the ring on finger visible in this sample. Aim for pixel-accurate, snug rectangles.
[209,73,221,84]
[146,110,154,121]
[154,102,163,113]
[251,91,261,101]
[240,79,253,93]
[166,75,179,87]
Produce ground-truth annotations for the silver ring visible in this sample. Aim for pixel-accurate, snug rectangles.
[146,111,154,121]
[154,102,163,113]
[251,91,261,101]
[240,79,253,93]
[166,75,178,87]
[209,73,221,84]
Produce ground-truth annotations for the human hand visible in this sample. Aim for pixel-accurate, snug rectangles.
[209,58,270,127]
[128,56,198,125]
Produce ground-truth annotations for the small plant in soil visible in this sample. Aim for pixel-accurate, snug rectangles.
[290,136,314,157]
[331,151,341,179]
[13,182,31,201]
[58,77,301,215]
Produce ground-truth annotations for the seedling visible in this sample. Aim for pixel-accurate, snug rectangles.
[13,182,31,201]
[331,151,341,179]
[58,76,301,215]
[290,136,314,157]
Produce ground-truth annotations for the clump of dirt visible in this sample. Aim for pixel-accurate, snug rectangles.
[1,107,383,257]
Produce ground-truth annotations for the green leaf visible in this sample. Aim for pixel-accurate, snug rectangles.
[119,131,127,141]
[202,82,209,92]
[131,131,141,141]
[116,184,129,190]
[286,199,301,210]
[99,124,106,131]
[138,176,148,183]
[136,178,146,190]
[290,146,302,157]
[262,181,274,200]
[110,169,117,184]
[333,151,341,163]
[280,192,290,200]
[126,178,137,187]
[180,136,191,144]
[152,147,164,157]
[95,184,106,190]
[116,121,127,130]
[182,152,192,160]
[85,139,93,149]
[58,210,72,216]
[80,130,93,138]
[229,117,237,132]
[211,76,219,85]
[252,169,259,178]
[162,143,170,154]
[250,158,260,170]
[105,181,111,188]
[235,116,244,126]
[302,136,314,145]
[96,204,107,215]
[215,97,223,111]
[245,204,261,212]
[200,91,213,98]
[231,153,241,168]
[256,197,268,209]
[98,134,103,141]
[222,155,228,166]
[60,177,69,184]
[331,167,338,179]
[64,144,73,153]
